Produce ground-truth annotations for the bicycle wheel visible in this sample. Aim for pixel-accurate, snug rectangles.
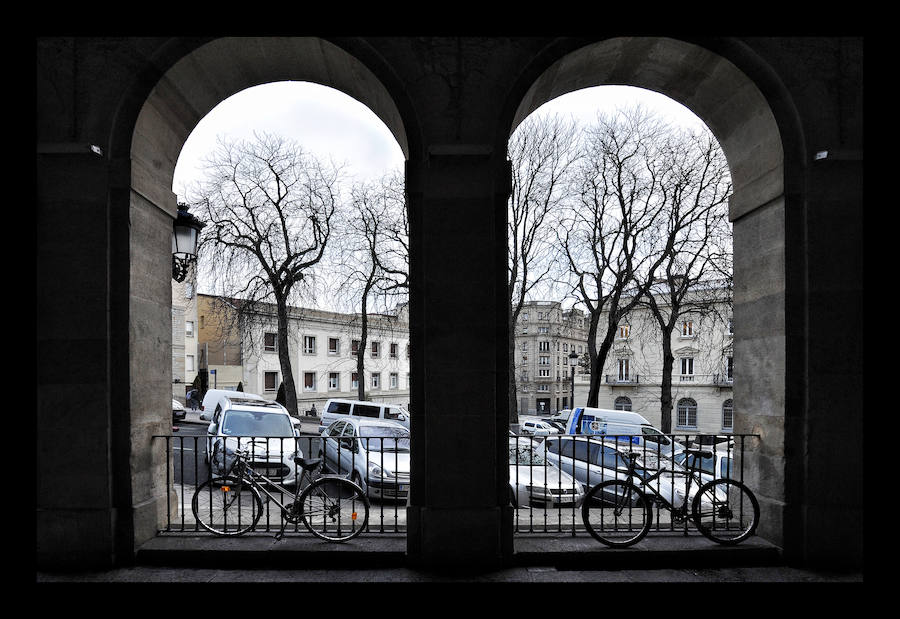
[582,479,652,547]
[691,478,760,544]
[192,475,262,536]
[298,476,370,542]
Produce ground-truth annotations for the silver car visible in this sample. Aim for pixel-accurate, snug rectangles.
[207,403,303,485]
[543,435,698,508]
[508,441,585,507]
[321,418,410,501]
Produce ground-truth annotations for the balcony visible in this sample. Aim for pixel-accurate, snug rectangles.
[605,374,640,385]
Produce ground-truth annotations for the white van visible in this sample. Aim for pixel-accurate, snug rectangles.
[563,406,679,454]
[199,389,269,419]
[318,398,410,433]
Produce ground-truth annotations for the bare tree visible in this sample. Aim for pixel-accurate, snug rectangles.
[189,132,341,416]
[555,106,675,408]
[333,172,408,401]
[637,128,733,431]
[507,113,580,424]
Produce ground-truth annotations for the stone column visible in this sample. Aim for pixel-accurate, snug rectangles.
[36,147,125,568]
[405,148,514,569]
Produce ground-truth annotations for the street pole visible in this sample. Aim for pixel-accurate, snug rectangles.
[569,351,578,409]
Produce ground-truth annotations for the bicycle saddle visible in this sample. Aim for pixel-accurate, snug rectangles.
[294,456,322,471]
[685,448,713,459]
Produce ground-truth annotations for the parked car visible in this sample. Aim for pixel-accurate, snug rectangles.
[672,447,734,484]
[508,441,585,507]
[318,398,410,434]
[206,396,303,485]
[520,419,560,436]
[172,399,186,422]
[543,435,698,508]
[321,418,410,501]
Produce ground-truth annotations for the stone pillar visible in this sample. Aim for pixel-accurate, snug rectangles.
[36,147,125,568]
[405,148,513,569]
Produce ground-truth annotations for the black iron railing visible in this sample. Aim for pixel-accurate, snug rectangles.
[154,431,758,537]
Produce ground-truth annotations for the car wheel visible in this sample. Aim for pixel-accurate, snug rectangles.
[351,471,367,495]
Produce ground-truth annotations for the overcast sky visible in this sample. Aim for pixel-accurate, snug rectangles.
[175,81,710,306]
[172,81,707,199]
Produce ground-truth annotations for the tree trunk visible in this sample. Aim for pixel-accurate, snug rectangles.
[508,307,520,425]
[356,287,370,401]
[659,332,675,433]
[275,296,299,417]
[585,312,601,407]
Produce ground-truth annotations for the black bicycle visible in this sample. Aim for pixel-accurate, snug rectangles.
[191,445,370,542]
[581,447,759,547]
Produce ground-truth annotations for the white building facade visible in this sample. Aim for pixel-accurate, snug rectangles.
[238,301,412,414]
[171,270,200,403]
[585,284,735,435]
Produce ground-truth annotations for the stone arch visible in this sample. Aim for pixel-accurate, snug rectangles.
[498,37,805,551]
[109,36,416,550]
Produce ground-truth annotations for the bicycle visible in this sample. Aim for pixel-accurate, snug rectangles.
[581,445,759,547]
[191,444,370,542]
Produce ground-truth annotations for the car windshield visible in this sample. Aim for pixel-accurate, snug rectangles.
[509,446,547,466]
[221,410,294,437]
[358,426,410,452]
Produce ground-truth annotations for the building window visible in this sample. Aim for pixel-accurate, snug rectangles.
[406,344,410,359]
[727,319,734,335]
[677,398,698,428]
[390,372,398,389]
[538,384,549,392]
[390,343,398,359]
[303,372,316,392]
[303,335,316,354]
[681,320,694,337]
[351,340,360,356]
[328,337,340,355]
[521,342,528,351]
[186,355,195,372]
[371,372,381,389]
[538,326,549,334]
[539,341,550,352]
[264,371,278,392]
[185,321,194,338]
[614,396,632,411]
[680,357,694,381]
[726,356,734,382]
[722,399,734,432]
[539,369,550,377]
[371,341,380,358]
[522,312,528,321]
[328,372,340,391]
[618,324,630,339]
[264,332,277,352]
[618,359,630,381]
[539,355,550,365]
[351,372,359,390]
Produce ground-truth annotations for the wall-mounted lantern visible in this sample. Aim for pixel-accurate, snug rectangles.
[172,203,206,282]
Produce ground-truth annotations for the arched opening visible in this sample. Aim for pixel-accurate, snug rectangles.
[503,37,794,550]
[122,37,412,549]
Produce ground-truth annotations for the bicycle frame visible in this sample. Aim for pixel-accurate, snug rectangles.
[617,450,709,527]
[219,450,310,515]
